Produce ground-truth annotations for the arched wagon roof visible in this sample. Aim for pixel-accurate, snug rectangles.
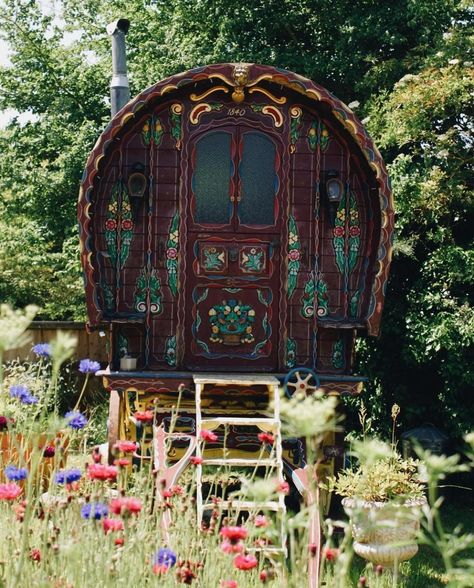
[78,63,394,336]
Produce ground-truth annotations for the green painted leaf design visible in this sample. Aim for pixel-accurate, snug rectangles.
[287,215,301,299]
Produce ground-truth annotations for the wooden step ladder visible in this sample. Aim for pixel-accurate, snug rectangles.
[193,373,287,556]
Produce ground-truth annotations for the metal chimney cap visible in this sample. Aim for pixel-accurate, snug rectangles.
[106,18,130,36]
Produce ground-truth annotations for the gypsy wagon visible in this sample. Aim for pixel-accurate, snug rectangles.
[78,29,393,584]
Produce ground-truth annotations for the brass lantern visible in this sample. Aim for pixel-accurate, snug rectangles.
[324,170,343,226]
[128,164,147,218]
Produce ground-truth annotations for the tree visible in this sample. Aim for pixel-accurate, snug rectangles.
[0,0,472,435]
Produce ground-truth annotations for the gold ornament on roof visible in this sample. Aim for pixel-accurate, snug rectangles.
[231,64,250,103]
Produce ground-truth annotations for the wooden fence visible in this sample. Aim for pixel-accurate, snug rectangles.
[4,322,109,364]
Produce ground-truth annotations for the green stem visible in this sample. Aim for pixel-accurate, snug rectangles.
[73,373,90,412]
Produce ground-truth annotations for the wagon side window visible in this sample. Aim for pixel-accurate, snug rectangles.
[238,131,276,226]
[193,131,232,224]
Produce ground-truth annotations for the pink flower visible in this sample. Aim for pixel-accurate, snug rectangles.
[87,464,118,481]
[0,483,22,500]
[109,497,142,516]
[220,526,248,542]
[221,540,244,554]
[103,518,125,534]
[29,548,41,562]
[322,547,339,562]
[113,440,137,454]
[134,410,154,423]
[166,247,178,259]
[276,480,290,494]
[190,456,203,465]
[114,458,131,467]
[254,515,269,528]
[221,581,238,588]
[233,554,258,571]
[200,430,218,442]
[288,249,300,261]
[257,433,274,444]
[349,225,361,237]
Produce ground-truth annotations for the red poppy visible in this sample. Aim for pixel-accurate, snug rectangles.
[29,548,41,562]
[190,456,203,466]
[257,432,274,444]
[0,483,22,500]
[102,518,124,534]
[113,440,137,454]
[254,515,269,528]
[221,540,244,554]
[109,496,142,516]
[322,547,339,562]
[220,526,248,542]
[220,582,238,588]
[87,464,118,481]
[333,226,345,237]
[200,430,218,442]
[114,458,131,467]
[233,554,258,571]
[134,410,154,423]
[276,480,290,495]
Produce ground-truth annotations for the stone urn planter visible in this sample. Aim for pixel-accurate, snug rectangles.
[342,496,427,567]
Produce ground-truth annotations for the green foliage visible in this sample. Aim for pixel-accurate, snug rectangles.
[0,0,472,437]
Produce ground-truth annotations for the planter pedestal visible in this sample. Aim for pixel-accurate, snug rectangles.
[342,497,426,567]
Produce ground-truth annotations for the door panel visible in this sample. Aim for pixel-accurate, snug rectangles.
[185,124,284,371]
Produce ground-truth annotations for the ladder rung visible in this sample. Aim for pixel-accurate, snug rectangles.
[203,500,283,512]
[202,500,283,511]
[202,458,278,467]
[248,546,287,554]
[201,417,278,427]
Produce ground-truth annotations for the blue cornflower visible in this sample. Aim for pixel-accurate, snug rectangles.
[65,410,88,430]
[9,384,38,405]
[78,359,101,374]
[153,547,177,569]
[32,343,51,358]
[81,502,109,520]
[54,468,82,484]
[4,465,28,481]
[10,384,30,400]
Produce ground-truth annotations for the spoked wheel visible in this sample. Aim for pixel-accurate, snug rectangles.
[283,367,321,398]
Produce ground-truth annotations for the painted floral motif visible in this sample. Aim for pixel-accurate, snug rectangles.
[202,246,226,272]
[308,121,318,151]
[348,191,360,273]
[332,337,345,369]
[287,215,300,299]
[102,282,115,313]
[285,337,297,369]
[301,276,316,319]
[209,299,256,345]
[316,278,329,317]
[189,102,223,125]
[250,104,283,127]
[105,181,134,270]
[134,268,162,314]
[332,192,347,275]
[166,213,179,297]
[319,122,330,151]
[169,103,183,149]
[142,115,164,146]
[164,335,177,367]
[289,106,303,153]
[240,247,265,273]
[349,290,361,318]
[308,120,330,152]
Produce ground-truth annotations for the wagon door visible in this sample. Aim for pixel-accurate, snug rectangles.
[184,125,283,371]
